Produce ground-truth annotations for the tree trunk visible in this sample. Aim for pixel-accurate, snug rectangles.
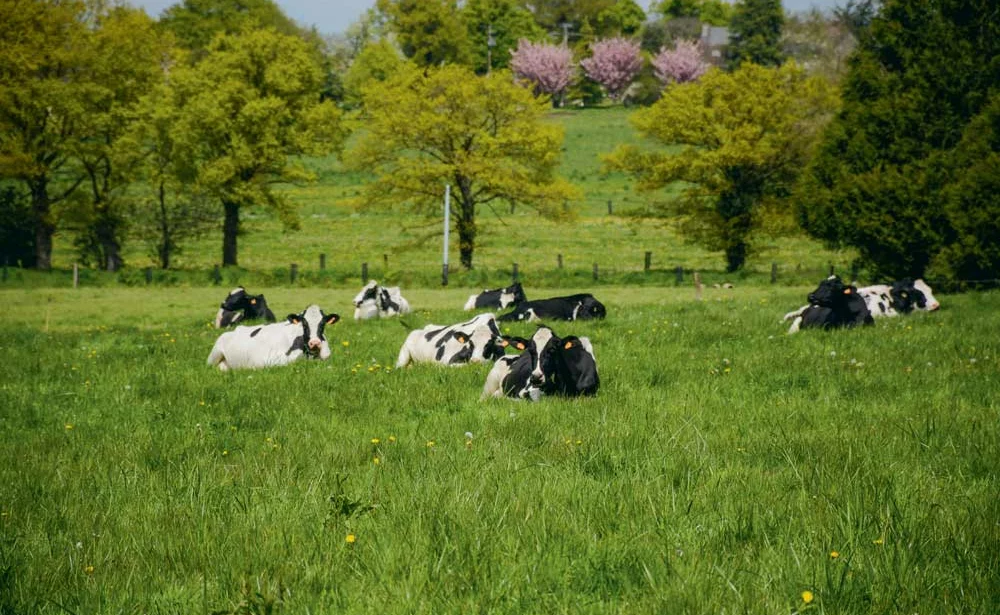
[29,178,54,270]
[222,199,239,267]
[94,209,123,272]
[725,242,748,273]
[456,181,476,270]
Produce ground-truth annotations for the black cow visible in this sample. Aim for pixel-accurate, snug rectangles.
[497,293,606,322]
[788,276,874,334]
[214,287,276,328]
[464,282,527,311]
[481,326,599,400]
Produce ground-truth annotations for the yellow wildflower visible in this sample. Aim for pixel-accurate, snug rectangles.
[345,534,356,544]
[84,565,94,575]
[801,590,813,604]
[64,423,74,430]
[371,438,380,444]
[830,551,840,559]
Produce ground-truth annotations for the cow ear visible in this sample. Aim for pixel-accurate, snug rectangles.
[325,313,340,325]
[286,314,300,324]
[499,339,509,347]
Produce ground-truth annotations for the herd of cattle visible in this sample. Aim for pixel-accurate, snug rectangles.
[205,275,941,400]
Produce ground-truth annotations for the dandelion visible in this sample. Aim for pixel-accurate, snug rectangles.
[371,438,380,444]
[345,533,356,544]
[64,423,74,430]
[830,351,837,358]
[199,400,206,406]
[373,457,381,465]
[342,340,350,347]
[388,435,396,443]
[830,551,840,559]
[426,440,435,448]
[84,565,94,575]
[222,450,229,456]
[873,537,884,545]
[801,590,813,604]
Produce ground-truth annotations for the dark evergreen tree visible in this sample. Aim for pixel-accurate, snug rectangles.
[725,0,784,69]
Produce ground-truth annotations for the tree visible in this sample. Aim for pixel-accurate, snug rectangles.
[158,0,303,56]
[461,0,544,74]
[782,9,856,83]
[580,37,644,102]
[0,0,93,270]
[651,40,709,85]
[726,0,784,70]
[595,0,646,36]
[342,39,409,108]
[609,64,836,272]
[509,40,576,107]
[376,0,472,67]
[0,185,34,268]
[798,0,1000,280]
[163,29,347,267]
[348,65,578,270]
[526,0,616,38]
[657,0,734,26]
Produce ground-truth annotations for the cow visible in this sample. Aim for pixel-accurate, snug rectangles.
[481,326,599,400]
[783,278,940,321]
[352,281,411,320]
[497,293,606,322]
[206,305,339,371]
[214,287,276,328]
[395,313,505,367]
[463,282,527,311]
[787,276,874,334]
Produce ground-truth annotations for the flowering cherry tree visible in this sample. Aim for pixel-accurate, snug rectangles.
[509,40,575,107]
[652,40,709,85]
[579,37,643,102]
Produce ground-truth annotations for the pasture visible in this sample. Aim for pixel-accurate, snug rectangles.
[1,285,997,614]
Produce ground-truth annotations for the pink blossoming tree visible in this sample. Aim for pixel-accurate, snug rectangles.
[579,37,643,102]
[509,40,575,107]
[652,40,710,85]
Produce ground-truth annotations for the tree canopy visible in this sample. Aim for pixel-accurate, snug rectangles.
[726,0,784,70]
[348,64,578,269]
[377,0,472,67]
[609,63,836,272]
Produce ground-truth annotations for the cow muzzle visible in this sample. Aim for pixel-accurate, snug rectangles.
[307,339,323,354]
[529,372,545,386]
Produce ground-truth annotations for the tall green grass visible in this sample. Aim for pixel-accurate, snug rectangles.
[1,286,997,613]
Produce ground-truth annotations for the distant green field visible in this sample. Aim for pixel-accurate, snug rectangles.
[37,107,856,288]
[1,286,997,613]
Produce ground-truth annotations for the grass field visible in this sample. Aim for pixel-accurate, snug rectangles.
[33,107,857,288]
[1,285,997,614]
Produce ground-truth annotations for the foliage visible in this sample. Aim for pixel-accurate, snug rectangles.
[158,0,305,57]
[0,184,34,268]
[510,40,576,107]
[651,40,709,85]
[376,0,472,67]
[798,0,1000,280]
[833,0,880,39]
[656,0,734,26]
[0,0,93,270]
[462,0,544,74]
[525,0,616,38]
[726,0,784,70]
[609,64,837,272]
[342,39,409,109]
[347,65,578,269]
[160,28,347,267]
[580,37,643,102]
[781,8,856,83]
[595,0,646,36]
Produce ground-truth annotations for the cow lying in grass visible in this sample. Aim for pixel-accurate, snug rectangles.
[784,278,940,322]
[464,282,527,311]
[353,281,411,320]
[396,314,504,367]
[214,287,276,328]
[787,276,873,334]
[207,305,339,371]
[481,326,599,400]
[497,293,606,322]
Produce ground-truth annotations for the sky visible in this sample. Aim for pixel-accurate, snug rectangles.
[132,1,843,37]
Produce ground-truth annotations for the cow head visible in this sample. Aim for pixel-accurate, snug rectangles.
[579,296,607,320]
[912,279,940,311]
[527,326,560,387]
[353,281,379,307]
[807,276,853,307]
[220,287,250,311]
[286,305,340,359]
[499,283,528,309]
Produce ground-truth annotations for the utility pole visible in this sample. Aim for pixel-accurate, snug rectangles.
[487,23,496,74]
[560,22,572,46]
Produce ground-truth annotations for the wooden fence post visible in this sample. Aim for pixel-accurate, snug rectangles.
[607,200,613,215]
[850,262,860,283]
[145,267,153,285]
[592,263,599,281]
[212,264,221,285]
[675,266,684,285]
[361,262,368,283]
[73,263,79,289]
[290,263,298,284]
[319,253,326,270]
[644,251,652,272]
[557,254,563,269]
[771,262,778,284]
[694,271,702,301]
[512,263,519,283]
[441,264,448,286]
[829,262,835,276]
[383,254,389,270]
[510,203,516,215]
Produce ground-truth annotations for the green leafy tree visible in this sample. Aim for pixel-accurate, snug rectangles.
[162,29,348,267]
[596,0,646,36]
[526,0,616,40]
[158,0,303,56]
[657,0,734,26]
[342,39,409,108]
[348,65,579,269]
[798,0,1000,280]
[0,0,93,270]
[376,0,472,67]
[609,63,836,272]
[462,0,544,74]
[726,0,784,70]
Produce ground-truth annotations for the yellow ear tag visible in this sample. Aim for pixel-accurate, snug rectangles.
[843,288,852,295]
[291,318,300,324]
[457,336,466,344]
[250,299,257,305]
[901,292,908,298]
[500,340,509,347]
[564,341,574,350]
[516,343,525,350]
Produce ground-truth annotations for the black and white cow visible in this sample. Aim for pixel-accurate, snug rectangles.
[783,278,940,321]
[497,293,607,322]
[214,287,277,328]
[463,282,527,311]
[481,326,599,400]
[787,276,874,334]
[206,305,339,371]
[396,313,505,367]
[353,281,411,320]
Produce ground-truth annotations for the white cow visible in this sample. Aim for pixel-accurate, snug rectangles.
[353,280,411,320]
[206,305,339,371]
[396,313,504,367]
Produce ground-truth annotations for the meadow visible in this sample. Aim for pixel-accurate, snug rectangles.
[1,284,997,614]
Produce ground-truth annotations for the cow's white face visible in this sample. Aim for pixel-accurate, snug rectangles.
[466,315,501,362]
[353,281,379,307]
[289,305,339,359]
[914,279,940,311]
[529,326,556,385]
[499,291,517,309]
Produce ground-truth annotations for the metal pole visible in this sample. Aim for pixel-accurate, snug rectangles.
[442,184,450,286]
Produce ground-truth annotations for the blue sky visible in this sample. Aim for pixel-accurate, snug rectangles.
[132,1,843,36]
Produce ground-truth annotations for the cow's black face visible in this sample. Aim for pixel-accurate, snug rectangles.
[583,298,606,319]
[891,279,925,313]
[353,282,379,307]
[808,276,849,306]
[221,287,250,311]
[509,283,527,305]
